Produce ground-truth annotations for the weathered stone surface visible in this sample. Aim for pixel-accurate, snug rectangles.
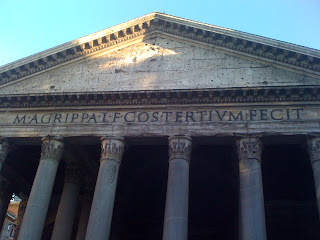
[17,137,64,240]
[0,37,318,95]
[0,106,318,137]
[236,136,266,240]
[307,137,320,219]
[85,137,124,240]
[163,136,192,240]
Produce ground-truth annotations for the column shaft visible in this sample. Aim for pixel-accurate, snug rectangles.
[163,136,192,240]
[85,137,124,240]
[307,137,320,218]
[17,136,63,240]
[76,194,92,240]
[237,136,266,240]
[51,163,81,240]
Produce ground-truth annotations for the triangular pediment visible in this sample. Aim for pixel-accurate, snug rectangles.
[0,12,319,91]
[0,35,319,96]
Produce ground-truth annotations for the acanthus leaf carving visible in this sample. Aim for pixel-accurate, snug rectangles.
[100,137,124,162]
[41,136,64,161]
[307,137,320,164]
[168,135,192,161]
[236,136,263,162]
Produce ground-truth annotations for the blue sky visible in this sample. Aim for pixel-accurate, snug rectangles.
[0,0,319,67]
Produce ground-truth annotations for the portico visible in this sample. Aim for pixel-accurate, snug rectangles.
[0,12,319,240]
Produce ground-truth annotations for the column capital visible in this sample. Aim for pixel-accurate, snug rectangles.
[236,136,263,162]
[307,137,320,164]
[168,135,192,161]
[41,136,64,161]
[0,138,9,164]
[65,162,82,184]
[100,136,124,162]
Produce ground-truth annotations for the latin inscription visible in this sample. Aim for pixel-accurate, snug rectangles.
[12,108,304,125]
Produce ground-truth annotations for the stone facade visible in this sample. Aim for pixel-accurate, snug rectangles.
[0,12,319,240]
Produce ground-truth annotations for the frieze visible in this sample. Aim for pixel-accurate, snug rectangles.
[8,108,305,125]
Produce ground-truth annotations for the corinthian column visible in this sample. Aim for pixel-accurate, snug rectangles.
[0,138,9,173]
[236,136,267,240]
[51,162,82,240]
[17,136,64,240]
[85,137,124,240]
[163,135,192,240]
[307,137,320,218]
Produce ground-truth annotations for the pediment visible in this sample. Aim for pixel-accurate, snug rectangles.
[0,35,319,96]
[0,12,319,92]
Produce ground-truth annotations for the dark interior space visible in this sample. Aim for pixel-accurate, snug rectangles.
[109,143,238,240]
[189,144,238,240]
[262,144,320,240]
[110,145,168,240]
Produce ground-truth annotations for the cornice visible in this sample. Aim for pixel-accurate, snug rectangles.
[0,86,319,109]
[0,12,320,87]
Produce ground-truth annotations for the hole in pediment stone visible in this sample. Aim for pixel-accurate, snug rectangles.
[50,86,55,90]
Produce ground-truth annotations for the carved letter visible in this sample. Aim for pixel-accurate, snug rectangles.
[29,115,38,124]
[270,109,283,120]
[41,114,52,124]
[71,113,79,123]
[292,109,303,120]
[175,112,183,122]
[260,110,268,120]
[229,111,243,121]
[124,112,135,122]
[81,113,89,123]
[13,115,26,124]
[138,112,149,122]
[87,114,97,123]
[151,112,159,122]
[216,111,227,121]
[53,114,62,123]
[186,112,195,122]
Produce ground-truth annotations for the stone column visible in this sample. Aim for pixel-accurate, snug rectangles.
[85,137,124,240]
[236,136,267,240]
[51,163,82,240]
[0,181,12,230]
[17,136,64,240]
[307,137,320,218]
[163,135,192,240]
[13,196,28,240]
[0,138,9,173]
[76,193,93,240]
